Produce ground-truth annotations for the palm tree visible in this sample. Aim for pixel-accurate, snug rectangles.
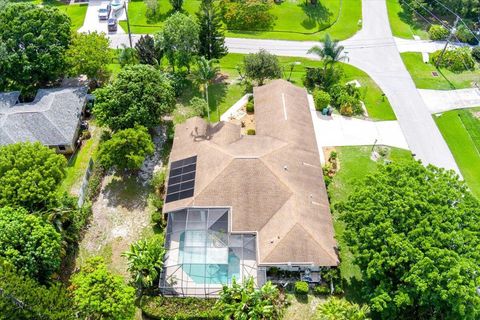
[122,236,165,296]
[190,56,220,120]
[308,34,346,67]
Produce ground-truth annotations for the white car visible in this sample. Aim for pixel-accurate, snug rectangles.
[110,0,124,13]
[98,7,109,20]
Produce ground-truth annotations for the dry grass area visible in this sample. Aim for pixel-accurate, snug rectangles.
[283,294,325,320]
[76,129,166,275]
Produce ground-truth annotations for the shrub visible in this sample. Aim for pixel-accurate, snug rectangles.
[455,24,478,45]
[313,89,331,111]
[246,100,254,113]
[149,194,164,211]
[247,129,256,135]
[305,66,343,91]
[428,24,449,40]
[140,296,222,320]
[87,162,105,201]
[314,284,331,296]
[294,281,309,295]
[220,0,274,31]
[151,211,164,225]
[471,46,480,63]
[151,169,166,193]
[430,47,475,72]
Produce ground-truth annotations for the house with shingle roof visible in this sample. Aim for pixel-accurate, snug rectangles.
[159,80,338,297]
[0,87,88,153]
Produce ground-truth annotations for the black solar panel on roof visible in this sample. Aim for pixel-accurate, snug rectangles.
[165,156,197,203]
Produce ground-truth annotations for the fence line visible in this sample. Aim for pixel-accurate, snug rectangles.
[77,158,94,207]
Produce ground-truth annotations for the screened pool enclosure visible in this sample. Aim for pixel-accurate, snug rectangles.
[159,208,264,297]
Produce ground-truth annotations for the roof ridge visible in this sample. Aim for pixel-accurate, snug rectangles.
[263,222,337,264]
[40,107,70,143]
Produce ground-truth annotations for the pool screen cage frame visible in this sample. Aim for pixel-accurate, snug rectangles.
[159,207,266,297]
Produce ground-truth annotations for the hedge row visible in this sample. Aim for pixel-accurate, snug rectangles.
[140,296,223,320]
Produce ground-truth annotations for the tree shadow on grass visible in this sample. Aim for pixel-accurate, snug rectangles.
[299,2,333,31]
[208,83,229,121]
[103,174,149,211]
[294,293,309,304]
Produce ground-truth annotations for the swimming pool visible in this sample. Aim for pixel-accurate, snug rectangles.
[179,231,240,284]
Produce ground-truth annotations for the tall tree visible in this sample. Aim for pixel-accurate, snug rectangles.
[0,207,62,282]
[93,64,175,131]
[243,49,282,85]
[97,125,154,171]
[169,0,183,11]
[197,0,227,60]
[189,56,220,120]
[0,142,66,210]
[0,262,75,320]
[0,3,71,98]
[338,161,480,319]
[156,12,199,71]
[135,35,159,65]
[66,31,112,85]
[71,257,135,320]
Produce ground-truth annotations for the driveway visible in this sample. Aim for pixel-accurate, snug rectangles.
[419,88,480,114]
[78,0,125,35]
[308,95,408,164]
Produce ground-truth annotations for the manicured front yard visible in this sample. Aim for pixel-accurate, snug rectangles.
[218,53,396,121]
[434,108,480,198]
[327,146,412,284]
[386,0,428,39]
[120,0,361,40]
[34,0,87,31]
[401,52,480,90]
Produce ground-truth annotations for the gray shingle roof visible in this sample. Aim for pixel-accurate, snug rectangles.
[0,87,87,146]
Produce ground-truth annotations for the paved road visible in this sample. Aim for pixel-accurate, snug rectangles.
[106,0,461,173]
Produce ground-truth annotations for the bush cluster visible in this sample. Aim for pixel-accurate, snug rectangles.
[428,24,449,40]
[455,25,479,45]
[247,129,256,135]
[220,0,275,31]
[140,296,222,320]
[294,281,309,295]
[430,47,475,72]
[314,284,331,295]
[330,84,363,116]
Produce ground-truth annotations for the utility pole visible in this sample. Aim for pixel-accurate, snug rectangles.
[124,1,133,49]
[435,16,460,68]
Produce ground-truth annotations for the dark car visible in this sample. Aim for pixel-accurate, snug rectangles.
[108,18,117,32]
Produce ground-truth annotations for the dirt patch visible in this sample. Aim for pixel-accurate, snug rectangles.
[76,128,166,277]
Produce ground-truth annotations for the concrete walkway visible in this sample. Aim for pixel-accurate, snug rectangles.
[419,88,480,114]
[78,0,126,35]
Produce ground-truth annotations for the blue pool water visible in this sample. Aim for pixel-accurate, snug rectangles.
[179,232,240,284]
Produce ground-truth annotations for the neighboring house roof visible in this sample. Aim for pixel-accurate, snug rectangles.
[0,91,20,111]
[164,79,339,267]
[0,87,87,147]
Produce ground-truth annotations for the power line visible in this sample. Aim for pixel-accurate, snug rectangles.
[430,0,480,42]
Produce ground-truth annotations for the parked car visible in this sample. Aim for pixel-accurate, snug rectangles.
[98,7,109,20]
[108,18,117,32]
[110,0,124,12]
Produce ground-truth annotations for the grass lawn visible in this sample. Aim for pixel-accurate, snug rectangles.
[434,108,480,198]
[386,0,429,39]
[283,294,325,320]
[218,53,396,120]
[401,52,480,90]
[34,0,87,31]
[120,0,361,41]
[327,146,412,286]
[59,122,102,196]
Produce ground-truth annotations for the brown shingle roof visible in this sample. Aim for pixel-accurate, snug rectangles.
[164,79,338,266]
